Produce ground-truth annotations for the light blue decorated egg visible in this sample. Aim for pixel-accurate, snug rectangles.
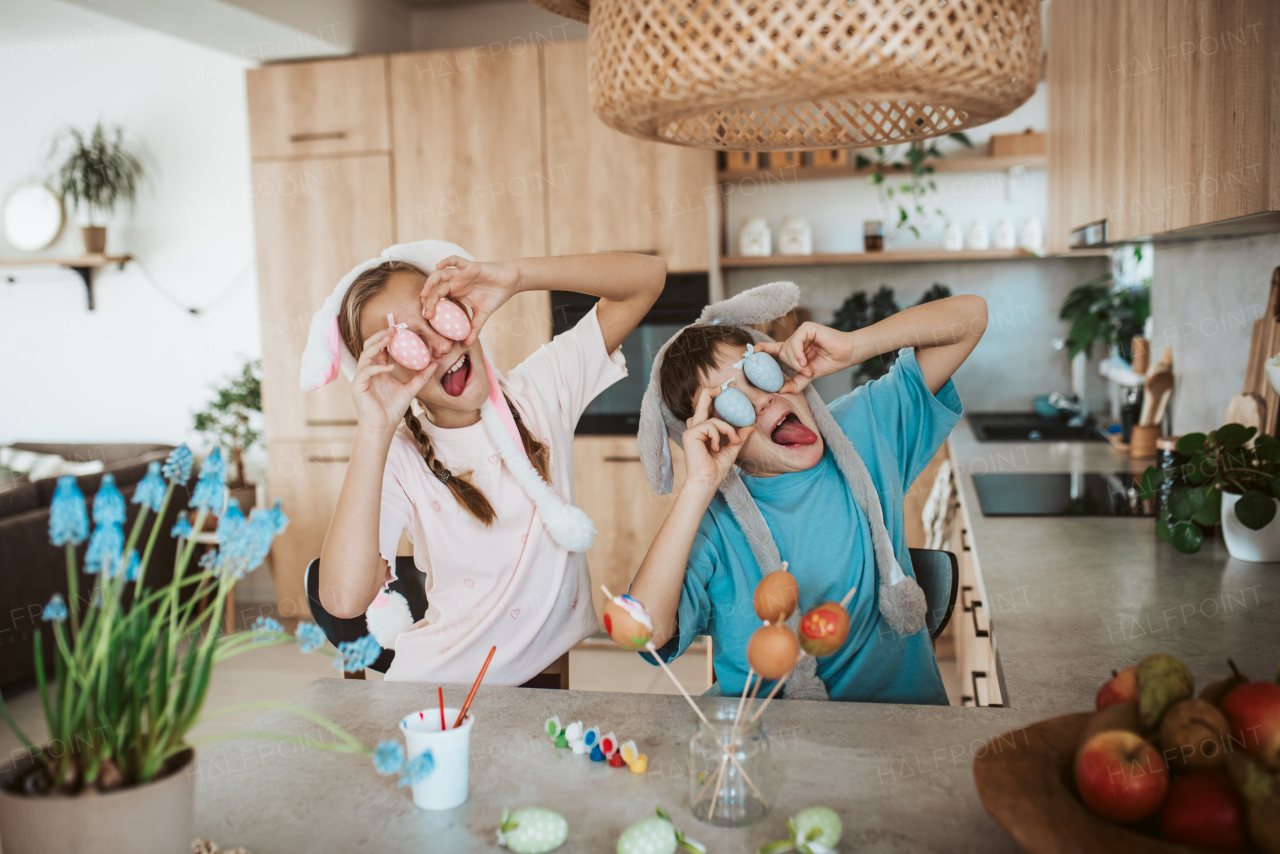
[714,386,755,428]
[740,347,784,393]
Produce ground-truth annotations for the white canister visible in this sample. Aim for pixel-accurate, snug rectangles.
[943,221,964,251]
[739,217,772,257]
[778,216,813,255]
[994,218,1016,249]
[1021,217,1044,252]
[1221,493,1280,563]
[967,221,990,251]
[400,707,475,810]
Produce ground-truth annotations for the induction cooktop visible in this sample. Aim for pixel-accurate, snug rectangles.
[972,471,1157,517]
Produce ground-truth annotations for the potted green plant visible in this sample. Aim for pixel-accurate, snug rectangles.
[193,359,262,492]
[1139,424,1280,561]
[854,135,973,242]
[1059,248,1151,362]
[48,122,144,254]
[832,283,951,387]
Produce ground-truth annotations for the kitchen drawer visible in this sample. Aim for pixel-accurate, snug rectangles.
[247,56,389,159]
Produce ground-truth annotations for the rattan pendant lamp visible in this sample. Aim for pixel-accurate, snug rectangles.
[531,0,1042,150]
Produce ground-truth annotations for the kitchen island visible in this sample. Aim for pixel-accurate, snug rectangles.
[194,418,1280,853]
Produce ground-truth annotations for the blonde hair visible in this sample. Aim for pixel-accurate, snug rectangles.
[337,260,551,526]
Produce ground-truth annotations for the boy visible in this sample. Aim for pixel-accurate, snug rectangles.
[631,283,986,704]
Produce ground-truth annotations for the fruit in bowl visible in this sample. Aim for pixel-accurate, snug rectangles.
[1159,768,1249,850]
[1096,666,1139,711]
[1074,730,1168,822]
[1220,680,1280,770]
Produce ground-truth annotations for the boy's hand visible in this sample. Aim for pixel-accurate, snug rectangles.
[681,387,754,496]
[757,322,857,393]
[420,256,521,346]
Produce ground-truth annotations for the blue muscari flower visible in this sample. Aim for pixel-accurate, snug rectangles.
[162,445,193,484]
[49,476,89,546]
[171,513,192,539]
[372,740,406,775]
[334,633,381,672]
[42,593,68,622]
[131,461,166,512]
[215,508,277,580]
[252,616,283,633]
[199,549,220,569]
[190,448,227,512]
[295,621,326,653]
[397,751,434,787]
[84,523,123,575]
[92,474,126,526]
[267,498,288,535]
[124,551,141,581]
[216,498,245,545]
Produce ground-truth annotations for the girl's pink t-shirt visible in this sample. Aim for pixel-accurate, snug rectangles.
[377,306,626,685]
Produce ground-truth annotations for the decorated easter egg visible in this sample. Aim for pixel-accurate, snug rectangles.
[603,595,653,650]
[737,344,785,393]
[430,299,472,341]
[616,817,676,854]
[747,623,800,680]
[386,314,431,370]
[753,570,799,623]
[497,807,568,854]
[791,807,842,849]
[798,601,851,657]
[714,383,755,428]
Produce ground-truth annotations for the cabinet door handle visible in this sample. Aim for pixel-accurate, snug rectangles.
[971,600,990,638]
[290,131,348,143]
[306,419,358,427]
[305,454,350,463]
[960,585,975,612]
[971,671,1002,707]
[961,528,972,552]
[604,456,643,463]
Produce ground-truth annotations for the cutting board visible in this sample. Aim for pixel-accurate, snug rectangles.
[1244,267,1280,435]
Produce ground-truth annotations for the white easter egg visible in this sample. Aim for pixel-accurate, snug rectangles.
[714,387,755,428]
[430,300,472,341]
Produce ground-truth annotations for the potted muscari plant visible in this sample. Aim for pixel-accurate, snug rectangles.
[1139,424,1280,561]
[0,447,427,854]
[48,122,144,254]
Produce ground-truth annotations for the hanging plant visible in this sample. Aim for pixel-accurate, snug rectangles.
[854,134,973,240]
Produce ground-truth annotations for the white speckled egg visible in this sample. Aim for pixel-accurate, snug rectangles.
[714,384,755,428]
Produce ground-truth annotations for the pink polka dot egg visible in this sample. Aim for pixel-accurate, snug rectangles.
[429,299,471,341]
[386,314,431,370]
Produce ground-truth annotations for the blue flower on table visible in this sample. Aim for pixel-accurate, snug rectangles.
[252,616,283,634]
[266,498,288,534]
[199,549,220,570]
[131,461,166,512]
[171,513,192,539]
[397,751,434,787]
[372,740,406,775]
[48,476,89,546]
[162,445,193,484]
[334,634,382,672]
[216,509,277,580]
[190,448,227,513]
[124,551,141,581]
[294,622,326,653]
[92,474,126,527]
[216,498,245,545]
[42,594,68,622]
[84,522,123,576]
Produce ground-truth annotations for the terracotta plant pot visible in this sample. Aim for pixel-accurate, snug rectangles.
[1221,492,1280,563]
[0,749,194,854]
[81,225,106,254]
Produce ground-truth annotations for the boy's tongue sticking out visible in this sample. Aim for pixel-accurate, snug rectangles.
[771,412,818,446]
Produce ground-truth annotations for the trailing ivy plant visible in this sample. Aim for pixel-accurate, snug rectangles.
[854,134,973,240]
[1138,424,1280,554]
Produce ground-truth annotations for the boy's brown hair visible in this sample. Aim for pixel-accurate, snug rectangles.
[658,324,756,423]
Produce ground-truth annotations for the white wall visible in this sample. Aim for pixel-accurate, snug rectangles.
[410,1,586,51]
[0,0,261,446]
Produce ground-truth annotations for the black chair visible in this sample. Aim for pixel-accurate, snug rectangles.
[908,547,959,642]
[305,556,427,675]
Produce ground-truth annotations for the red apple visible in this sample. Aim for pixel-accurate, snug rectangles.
[1160,768,1249,850]
[1096,666,1140,711]
[1074,730,1169,822]
[1220,681,1280,769]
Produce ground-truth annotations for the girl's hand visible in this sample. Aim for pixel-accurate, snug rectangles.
[420,256,520,346]
[681,388,754,495]
[350,328,439,438]
[756,322,858,393]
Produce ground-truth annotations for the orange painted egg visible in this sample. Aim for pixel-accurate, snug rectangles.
[798,602,850,657]
[603,595,652,651]
[430,299,472,341]
[753,571,799,623]
[747,624,800,680]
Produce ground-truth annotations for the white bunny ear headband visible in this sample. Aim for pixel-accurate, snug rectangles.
[636,282,927,698]
[299,240,595,642]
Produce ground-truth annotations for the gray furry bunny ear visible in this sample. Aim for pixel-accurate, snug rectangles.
[698,281,800,328]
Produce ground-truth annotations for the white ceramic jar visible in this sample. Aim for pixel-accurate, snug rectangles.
[967,220,990,251]
[1222,493,1280,563]
[739,217,772,257]
[778,216,813,255]
[943,221,964,251]
[994,218,1017,249]
[1021,217,1044,253]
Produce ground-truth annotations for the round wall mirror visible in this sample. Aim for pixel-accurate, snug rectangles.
[3,183,64,251]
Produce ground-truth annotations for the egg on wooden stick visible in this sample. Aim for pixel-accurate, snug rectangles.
[747,623,801,681]
[798,587,857,657]
[753,563,799,624]
[600,586,653,651]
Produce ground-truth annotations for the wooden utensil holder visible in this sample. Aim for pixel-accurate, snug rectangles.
[1129,424,1161,460]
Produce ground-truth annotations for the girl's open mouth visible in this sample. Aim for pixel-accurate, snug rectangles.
[770,412,818,447]
[441,353,471,397]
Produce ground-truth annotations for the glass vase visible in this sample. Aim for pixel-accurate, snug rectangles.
[687,701,774,826]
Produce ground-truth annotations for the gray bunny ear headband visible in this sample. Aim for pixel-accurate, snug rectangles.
[636,282,928,700]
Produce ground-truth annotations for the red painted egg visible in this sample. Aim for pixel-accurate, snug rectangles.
[753,571,799,622]
[603,595,652,651]
[747,624,800,680]
[798,602,850,657]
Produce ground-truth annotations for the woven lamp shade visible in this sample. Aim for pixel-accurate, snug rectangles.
[580,0,1041,150]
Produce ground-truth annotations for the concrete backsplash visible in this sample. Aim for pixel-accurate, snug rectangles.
[1151,233,1280,435]
[726,256,1110,413]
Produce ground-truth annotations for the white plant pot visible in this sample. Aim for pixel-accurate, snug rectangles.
[1221,492,1280,563]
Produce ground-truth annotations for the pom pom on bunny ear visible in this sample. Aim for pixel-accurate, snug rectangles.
[365,589,414,649]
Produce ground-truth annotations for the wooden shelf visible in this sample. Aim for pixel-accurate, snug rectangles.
[720,249,1045,268]
[0,254,132,310]
[717,154,1046,184]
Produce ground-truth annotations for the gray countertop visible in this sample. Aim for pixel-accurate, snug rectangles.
[194,419,1280,853]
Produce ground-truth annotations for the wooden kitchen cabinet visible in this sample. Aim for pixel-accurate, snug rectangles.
[543,41,716,272]
[246,56,390,159]
[573,436,685,622]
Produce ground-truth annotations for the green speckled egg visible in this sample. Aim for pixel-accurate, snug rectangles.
[498,807,568,853]
[792,806,842,851]
[616,816,676,854]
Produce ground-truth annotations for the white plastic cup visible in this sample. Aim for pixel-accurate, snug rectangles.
[399,707,474,810]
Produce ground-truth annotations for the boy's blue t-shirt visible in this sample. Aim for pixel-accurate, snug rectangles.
[650,348,962,705]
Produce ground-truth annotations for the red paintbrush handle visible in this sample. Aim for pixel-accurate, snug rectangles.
[453,645,496,728]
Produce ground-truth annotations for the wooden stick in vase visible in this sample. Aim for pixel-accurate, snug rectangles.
[644,642,714,729]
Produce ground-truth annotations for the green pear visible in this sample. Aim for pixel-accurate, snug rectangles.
[1137,653,1194,731]
[1199,659,1250,707]
[1226,752,1280,854]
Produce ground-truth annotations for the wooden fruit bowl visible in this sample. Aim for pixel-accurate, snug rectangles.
[972,712,1218,854]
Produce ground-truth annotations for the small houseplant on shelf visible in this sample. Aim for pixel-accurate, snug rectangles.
[1139,424,1280,561]
[48,122,144,254]
[854,134,973,243]
[0,447,407,854]
[193,359,262,502]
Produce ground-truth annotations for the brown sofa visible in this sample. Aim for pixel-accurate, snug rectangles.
[0,443,191,688]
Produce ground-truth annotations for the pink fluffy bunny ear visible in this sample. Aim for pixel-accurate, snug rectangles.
[312,317,342,390]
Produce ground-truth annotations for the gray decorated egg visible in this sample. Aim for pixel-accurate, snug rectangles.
[714,384,755,428]
[738,345,784,393]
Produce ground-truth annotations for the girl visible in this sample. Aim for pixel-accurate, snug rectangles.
[301,240,664,684]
